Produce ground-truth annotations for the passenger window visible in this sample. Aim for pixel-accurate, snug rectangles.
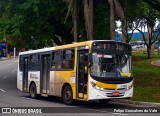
[51,49,74,70]
[54,51,62,60]
[52,51,62,70]
[62,49,74,70]
[30,54,39,62]
[19,56,23,71]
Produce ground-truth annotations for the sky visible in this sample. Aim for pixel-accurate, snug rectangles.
[115,20,160,34]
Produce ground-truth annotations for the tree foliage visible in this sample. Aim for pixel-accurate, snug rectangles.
[0,0,73,49]
[136,4,160,58]
[143,0,160,11]
[0,0,111,49]
[1,0,160,53]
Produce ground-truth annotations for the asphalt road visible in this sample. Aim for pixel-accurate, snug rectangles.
[0,59,159,116]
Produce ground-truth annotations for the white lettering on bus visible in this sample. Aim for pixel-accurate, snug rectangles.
[30,73,38,79]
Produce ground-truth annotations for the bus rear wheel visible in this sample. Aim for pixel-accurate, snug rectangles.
[29,83,37,99]
[62,86,73,105]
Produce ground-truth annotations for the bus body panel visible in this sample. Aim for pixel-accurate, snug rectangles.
[28,71,40,94]
[88,77,133,100]
[52,46,77,99]
[49,71,55,95]
[51,71,76,99]
[17,71,23,91]
[17,59,23,91]
[49,71,61,96]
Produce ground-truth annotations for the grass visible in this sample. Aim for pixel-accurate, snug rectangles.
[131,51,160,103]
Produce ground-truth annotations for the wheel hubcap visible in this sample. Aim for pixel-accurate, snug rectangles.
[65,90,71,101]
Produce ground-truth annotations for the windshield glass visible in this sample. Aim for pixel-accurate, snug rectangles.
[91,41,131,78]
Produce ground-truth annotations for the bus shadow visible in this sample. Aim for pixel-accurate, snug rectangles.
[22,95,128,109]
[73,100,128,109]
[22,95,63,104]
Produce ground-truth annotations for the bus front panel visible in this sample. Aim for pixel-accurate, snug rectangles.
[88,41,133,100]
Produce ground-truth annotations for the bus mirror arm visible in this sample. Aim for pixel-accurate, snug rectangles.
[88,53,93,67]
[88,62,92,68]
[88,53,92,62]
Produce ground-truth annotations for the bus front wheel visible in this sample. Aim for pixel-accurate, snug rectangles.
[62,86,73,105]
[29,83,37,99]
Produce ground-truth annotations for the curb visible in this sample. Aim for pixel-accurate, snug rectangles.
[111,99,160,107]
[0,57,14,61]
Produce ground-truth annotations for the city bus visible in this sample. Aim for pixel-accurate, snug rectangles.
[17,40,133,105]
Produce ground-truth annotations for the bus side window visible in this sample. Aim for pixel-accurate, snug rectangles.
[62,49,74,70]
[29,54,40,71]
[19,56,23,71]
[30,54,39,62]
[52,52,56,70]
[52,51,62,70]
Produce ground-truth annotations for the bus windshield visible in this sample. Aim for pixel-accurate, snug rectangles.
[91,41,132,78]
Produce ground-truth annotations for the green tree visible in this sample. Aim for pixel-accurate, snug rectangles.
[0,0,74,49]
[115,0,142,43]
[64,0,79,42]
[143,0,160,11]
[84,0,93,40]
[108,0,115,40]
[93,1,110,40]
[131,1,160,58]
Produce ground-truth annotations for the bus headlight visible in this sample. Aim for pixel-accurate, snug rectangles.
[90,81,96,87]
[95,86,100,89]
[127,84,133,90]
[91,81,104,91]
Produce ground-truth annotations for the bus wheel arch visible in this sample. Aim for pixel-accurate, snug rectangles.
[61,83,73,105]
[29,81,37,99]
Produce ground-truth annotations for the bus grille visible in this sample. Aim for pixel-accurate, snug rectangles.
[117,88,126,90]
[106,92,125,97]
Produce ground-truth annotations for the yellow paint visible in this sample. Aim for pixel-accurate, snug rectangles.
[55,41,92,50]
[54,70,76,98]
[53,41,94,100]
[84,94,87,99]
[96,81,117,90]
[121,72,131,77]
[78,93,83,98]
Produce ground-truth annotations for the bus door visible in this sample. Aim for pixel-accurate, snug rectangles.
[77,49,89,99]
[41,55,50,94]
[23,57,29,92]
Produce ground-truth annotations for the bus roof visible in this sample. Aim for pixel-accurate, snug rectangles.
[19,40,130,55]
[19,47,55,55]
[54,40,121,50]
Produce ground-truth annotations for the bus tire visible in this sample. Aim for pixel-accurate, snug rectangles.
[99,99,110,104]
[29,83,37,99]
[62,86,73,105]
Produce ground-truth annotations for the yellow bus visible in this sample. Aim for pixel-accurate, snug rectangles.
[17,40,133,105]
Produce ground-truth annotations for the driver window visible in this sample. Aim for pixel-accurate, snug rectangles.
[99,55,115,72]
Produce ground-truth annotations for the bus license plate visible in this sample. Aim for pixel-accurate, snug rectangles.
[112,92,119,96]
